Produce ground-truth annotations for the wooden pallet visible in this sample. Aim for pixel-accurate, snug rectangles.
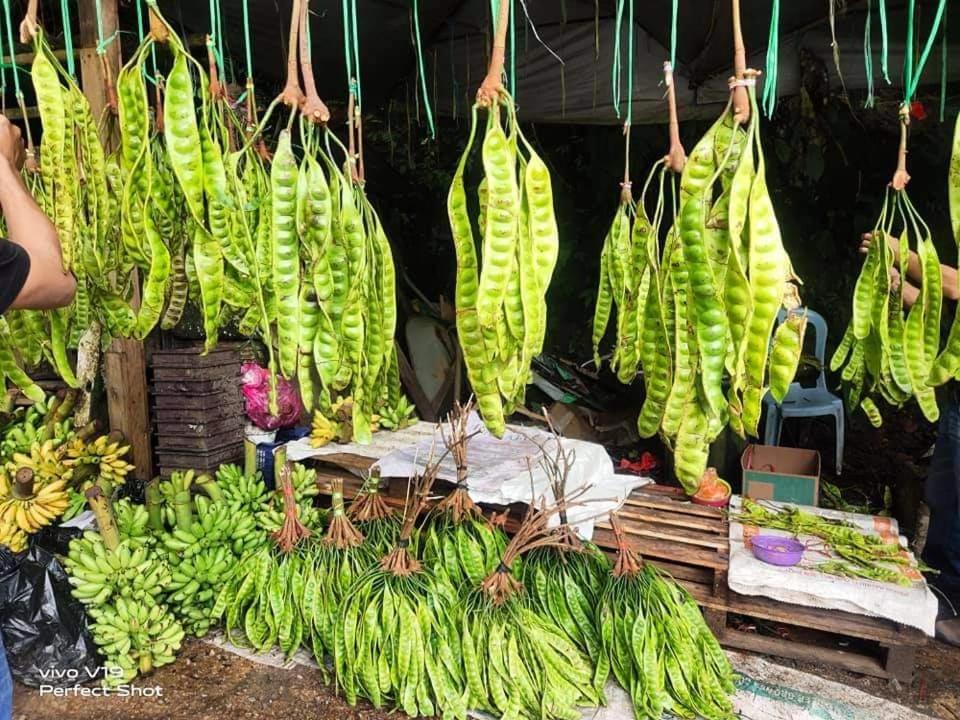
[593,486,729,604]
[303,454,926,681]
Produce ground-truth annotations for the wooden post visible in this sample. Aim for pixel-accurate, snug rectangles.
[77,0,154,480]
[77,2,120,130]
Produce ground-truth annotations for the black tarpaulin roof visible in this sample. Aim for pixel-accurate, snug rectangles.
[155,0,957,123]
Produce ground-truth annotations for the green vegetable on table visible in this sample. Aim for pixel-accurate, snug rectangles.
[734,499,921,586]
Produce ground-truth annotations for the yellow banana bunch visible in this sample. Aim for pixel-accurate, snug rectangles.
[310,411,339,447]
[64,434,135,488]
[310,395,381,446]
[0,519,27,552]
[7,439,73,485]
[0,476,70,534]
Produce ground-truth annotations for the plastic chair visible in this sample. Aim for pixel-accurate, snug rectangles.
[762,308,845,474]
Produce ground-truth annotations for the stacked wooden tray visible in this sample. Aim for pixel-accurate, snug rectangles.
[150,346,244,477]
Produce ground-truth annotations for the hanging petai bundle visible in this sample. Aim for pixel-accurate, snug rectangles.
[596,77,803,493]
[448,93,559,437]
[833,109,960,426]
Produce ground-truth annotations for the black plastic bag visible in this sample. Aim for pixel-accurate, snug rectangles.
[0,544,99,687]
[32,524,85,558]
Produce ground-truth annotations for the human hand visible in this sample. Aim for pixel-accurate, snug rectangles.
[0,115,25,170]
[859,231,900,262]
[889,265,901,292]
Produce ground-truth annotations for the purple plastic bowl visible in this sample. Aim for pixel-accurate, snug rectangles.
[750,535,804,567]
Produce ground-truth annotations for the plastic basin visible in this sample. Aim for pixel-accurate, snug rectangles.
[750,535,804,566]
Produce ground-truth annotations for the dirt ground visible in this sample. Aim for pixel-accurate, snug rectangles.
[13,639,393,720]
[791,641,960,720]
[12,636,960,720]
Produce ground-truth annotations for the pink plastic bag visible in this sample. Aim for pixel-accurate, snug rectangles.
[241,363,302,430]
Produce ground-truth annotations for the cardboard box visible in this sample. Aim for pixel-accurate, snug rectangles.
[741,444,821,506]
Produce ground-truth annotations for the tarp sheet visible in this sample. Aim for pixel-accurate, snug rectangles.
[286,415,648,540]
[159,1,958,125]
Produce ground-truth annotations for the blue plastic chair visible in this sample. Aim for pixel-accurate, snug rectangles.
[762,308,845,473]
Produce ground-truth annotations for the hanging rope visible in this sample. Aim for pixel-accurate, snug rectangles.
[135,0,145,43]
[93,0,118,55]
[517,0,564,69]
[864,0,875,109]
[208,0,227,84]
[610,0,634,123]
[411,0,435,138]
[241,0,254,81]
[509,0,516,98]
[904,0,916,96]
[350,0,361,106]
[611,0,625,117]
[59,0,76,78]
[669,0,678,69]
[341,0,352,92]
[0,0,8,103]
[878,0,890,84]
[485,0,515,94]
[1,0,21,98]
[939,2,948,122]
[0,0,31,152]
[625,0,633,128]
[761,0,780,117]
[341,0,362,106]
[134,0,158,85]
[216,0,226,82]
[902,0,948,107]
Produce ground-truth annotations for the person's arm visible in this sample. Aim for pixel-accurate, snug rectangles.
[886,265,920,308]
[860,232,959,301]
[901,278,920,309]
[0,116,75,310]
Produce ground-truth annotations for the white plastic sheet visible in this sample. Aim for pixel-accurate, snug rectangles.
[286,414,648,540]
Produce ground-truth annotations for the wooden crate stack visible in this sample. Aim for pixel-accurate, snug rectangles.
[150,346,244,477]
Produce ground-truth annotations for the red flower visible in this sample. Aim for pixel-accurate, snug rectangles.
[909,101,927,121]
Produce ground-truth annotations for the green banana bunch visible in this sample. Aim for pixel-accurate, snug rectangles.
[161,496,262,636]
[255,463,324,535]
[154,469,225,530]
[0,418,72,463]
[62,488,88,521]
[215,463,269,515]
[88,597,184,687]
[376,396,418,431]
[114,497,153,549]
[64,533,170,606]
[162,495,260,559]
[0,391,79,465]
[165,543,235,636]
